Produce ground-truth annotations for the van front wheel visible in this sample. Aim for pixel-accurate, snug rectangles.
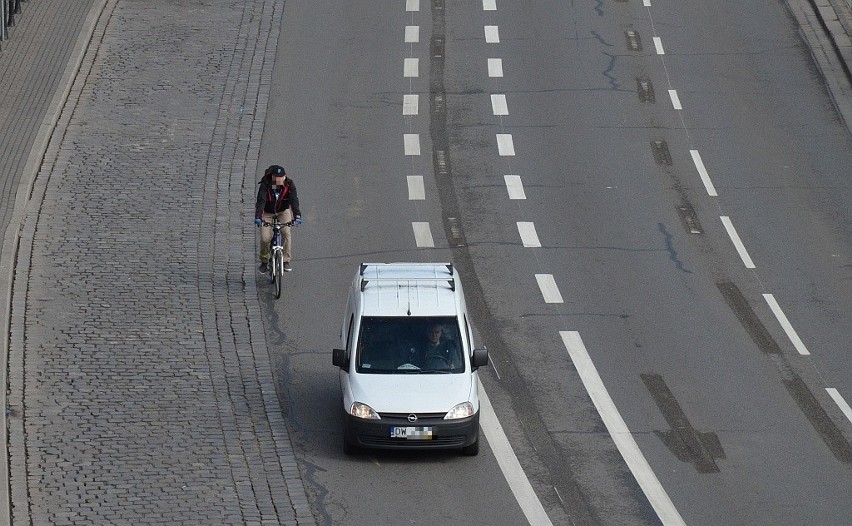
[461,435,479,456]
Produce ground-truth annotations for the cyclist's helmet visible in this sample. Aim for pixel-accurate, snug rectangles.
[265,164,286,177]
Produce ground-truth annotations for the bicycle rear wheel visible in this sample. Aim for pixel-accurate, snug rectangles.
[274,251,283,299]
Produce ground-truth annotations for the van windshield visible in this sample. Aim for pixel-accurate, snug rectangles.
[356,316,464,374]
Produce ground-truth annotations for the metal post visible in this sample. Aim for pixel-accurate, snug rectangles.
[0,0,6,42]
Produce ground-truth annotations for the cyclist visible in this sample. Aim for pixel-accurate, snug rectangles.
[255,164,302,272]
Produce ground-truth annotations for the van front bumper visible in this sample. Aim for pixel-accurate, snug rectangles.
[343,410,479,451]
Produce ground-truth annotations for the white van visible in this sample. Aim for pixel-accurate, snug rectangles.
[332,263,489,456]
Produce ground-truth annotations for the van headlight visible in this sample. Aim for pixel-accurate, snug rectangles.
[444,402,474,420]
[350,402,380,420]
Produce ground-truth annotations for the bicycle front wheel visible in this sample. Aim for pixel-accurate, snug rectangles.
[274,251,283,299]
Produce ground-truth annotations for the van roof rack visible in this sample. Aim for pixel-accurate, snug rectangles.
[359,263,455,292]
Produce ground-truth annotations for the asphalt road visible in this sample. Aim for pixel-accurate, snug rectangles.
[256,1,851,525]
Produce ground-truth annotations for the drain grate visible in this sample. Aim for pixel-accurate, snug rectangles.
[637,77,655,103]
[651,140,672,166]
[625,30,642,51]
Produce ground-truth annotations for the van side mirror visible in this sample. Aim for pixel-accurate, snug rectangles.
[332,348,349,369]
[471,348,488,370]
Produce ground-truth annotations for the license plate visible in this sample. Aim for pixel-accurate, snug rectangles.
[390,426,433,440]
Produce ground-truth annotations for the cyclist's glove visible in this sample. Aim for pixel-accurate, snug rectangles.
[254,218,262,227]
[294,215,303,225]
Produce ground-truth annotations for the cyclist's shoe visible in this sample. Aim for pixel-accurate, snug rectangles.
[283,261,292,272]
[258,262,268,273]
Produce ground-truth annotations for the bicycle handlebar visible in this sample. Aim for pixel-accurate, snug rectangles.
[260,220,299,228]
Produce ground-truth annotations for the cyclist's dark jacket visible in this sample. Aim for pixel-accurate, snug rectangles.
[255,175,301,219]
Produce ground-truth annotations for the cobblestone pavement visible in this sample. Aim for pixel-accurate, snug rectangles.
[4,0,314,524]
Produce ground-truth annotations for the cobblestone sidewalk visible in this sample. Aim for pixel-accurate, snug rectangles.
[5,0,313,524]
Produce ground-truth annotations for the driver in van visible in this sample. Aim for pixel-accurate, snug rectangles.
[418,323,461,369]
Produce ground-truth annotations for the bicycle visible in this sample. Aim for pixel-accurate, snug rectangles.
[262,217,296,299]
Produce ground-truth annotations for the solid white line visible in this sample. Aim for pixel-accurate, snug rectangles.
[491,94,509,116]
[535,274,563,303]
[826,388,852,425]
[504,175,526,200]
[483,0,497,11]
[405,0,419,12]
[653,37,665,55]
[403,94,419,116]
[479,380,554,526]
[689,150,718,197]
[560,332,686,526]
[407,176,425,200]
[720,216,756,268]
[497,134,515,156]
[412,222,434,247]
[517,222,541,247]
[485,26,500,43]
[405,25,419,43]
[404,58,419,78]
[488,58,504,77]
[668,89,682,110]
[763,294,810,355]
[404,134,421,156]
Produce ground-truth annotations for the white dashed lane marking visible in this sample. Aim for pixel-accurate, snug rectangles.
[535,274,563,303]
[763,294,810,355]
[504,175,526,200]
[406,0,419,12]
[653,37,665,55]
[404,58,419,77]
[407,176,425,200]
[826,389,852,426]
[405,25,419,43]
[485,25,500,43]
[496,134,515,156]
[488,58,504,77]
[412,222,434,247]
[483,0,497,11]
[517,222,541,247]
[668,89,682,110]
[720,216,756,268]
[689,150,718,197]
[404,134,421,155]
[403,94,418,115]
[491,94,508,116]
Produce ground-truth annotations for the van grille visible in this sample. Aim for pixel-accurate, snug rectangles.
[379,412,445,420]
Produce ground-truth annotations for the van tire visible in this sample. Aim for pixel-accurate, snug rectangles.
[343,439,360,456]
[461,436,479,456]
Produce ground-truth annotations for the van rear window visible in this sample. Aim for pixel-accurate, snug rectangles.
[356,317,464,374]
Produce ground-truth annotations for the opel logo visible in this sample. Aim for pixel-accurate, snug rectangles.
[407,414,418,423]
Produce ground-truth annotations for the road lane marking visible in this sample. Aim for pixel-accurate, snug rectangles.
[720,216,756,268]
[561,332,686,526]
[668,89,682,110]
[404,57,419,77]
[479,380,554,526]
[406,0,419,12]
[403,94,419,115]
[488,58,504,77]
[405,25,419,43]
[653,37,665,55]
[497,134,515,155]
[763,294,810,355]
[644,0,652,6]
[412,222,434,247]
[404,134,421,155]
[483,0,497,11]
[535,274,563,303]
[407,176,425,200]
[689,150,718,197]
[517,222,541,247]
[485,25,500,43]
[504,175,526,199]
[491,94,509,115]
[826,389,852,425]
